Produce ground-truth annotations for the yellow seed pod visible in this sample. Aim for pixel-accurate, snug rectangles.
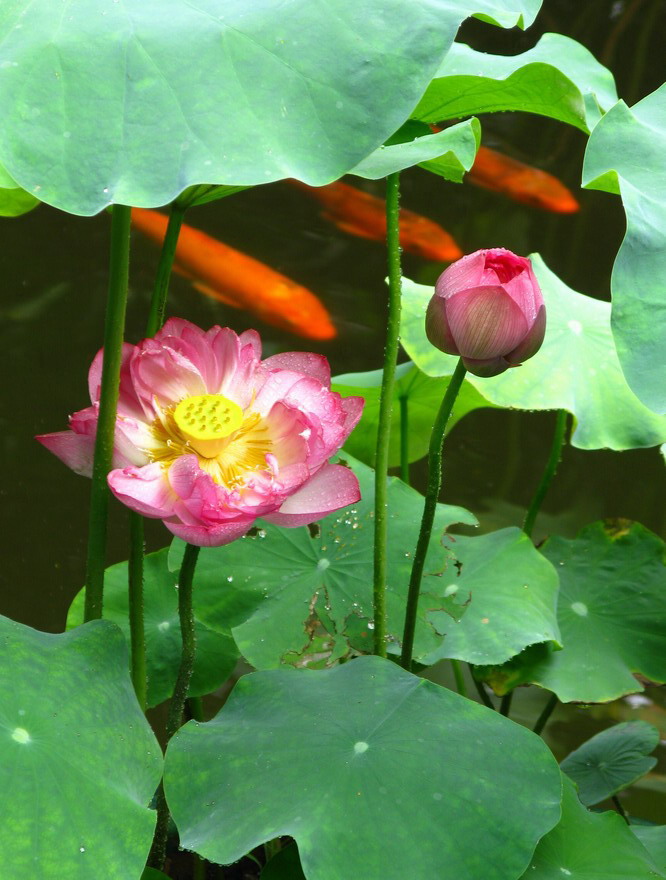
[174,394,243,457]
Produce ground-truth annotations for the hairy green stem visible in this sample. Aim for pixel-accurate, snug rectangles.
[533,693,558,736]
[83,204,132,622]
[372,172,403,657]
[523,409,568,539]
[399,395,410,485]
[450,659,467,697]
[145,204,186,336]
[400,361,467,670]
[128,512,147,711]
[150,542,201,869]
[128,202,187,708]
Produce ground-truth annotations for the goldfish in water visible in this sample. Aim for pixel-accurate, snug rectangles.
[467,145,580,214]
[131,208,336,340]
[290,179,463,262]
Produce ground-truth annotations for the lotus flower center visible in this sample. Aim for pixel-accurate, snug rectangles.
[173,394,243,458]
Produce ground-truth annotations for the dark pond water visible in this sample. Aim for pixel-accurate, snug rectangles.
[2,0,666,824]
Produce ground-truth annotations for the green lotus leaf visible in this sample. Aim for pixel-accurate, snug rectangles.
[583,84,666,413]
[520,776,665,879]
[632,827,666,874]
[0,185,39,217]
[400,255,666,450]
[0,0,540,215]
[332,361,495,468]
[67,548,238,708]
[350,118,479,182]
[421,527,561,666]
[165,656,562,880]
[0,616,162,879]
[169,453,476,668]
[480,521,666,703]
[414,32,617,133]
[560,721,659,806]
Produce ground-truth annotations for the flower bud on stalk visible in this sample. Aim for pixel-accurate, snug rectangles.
[426,248,545,377]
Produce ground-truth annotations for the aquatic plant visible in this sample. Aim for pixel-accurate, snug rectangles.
[2,0,666,878]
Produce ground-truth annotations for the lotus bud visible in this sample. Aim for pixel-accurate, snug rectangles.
[425,248,546,377]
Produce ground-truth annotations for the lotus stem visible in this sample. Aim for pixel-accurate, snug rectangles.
[523,409,569,539]
[128,512,147,711]
[533,692,558,736]
[145,203,186,336]
[499,691,513,718]
[451,659,467,697]
[128,201,187,709]
[372,172,403,657]
[83,204,132,622]
[400,360,467,670]
[612,795,630,825]
[470,670,496,710]
[150,541,201,869]
[399,394,410,485]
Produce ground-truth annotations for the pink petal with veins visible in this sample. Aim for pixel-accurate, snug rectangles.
[444,286,528,359]
[263,463,360,527]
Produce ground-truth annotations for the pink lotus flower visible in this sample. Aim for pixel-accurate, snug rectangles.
[426,248,546,377]
[37,319,364,546]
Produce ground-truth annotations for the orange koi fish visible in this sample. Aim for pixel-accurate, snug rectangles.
[131,208,336,340]
[291,179,463,262]
[467,146,580,214]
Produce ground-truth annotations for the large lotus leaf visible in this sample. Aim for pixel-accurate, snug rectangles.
[560,721,659,806]
[520,776,665,879]
[0,616,162,879]
[165,656,562,880]
[480,521,666,703]
[632,827,666,874]
[169,453,477,668]
[67,548,238,708]
[0,0,540,216]
[414,33,616,133]
[350,118,479,182]
[400,255,666,450]
[421,527,561,666]
[583,84,666,413]
[332,361,495,468]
